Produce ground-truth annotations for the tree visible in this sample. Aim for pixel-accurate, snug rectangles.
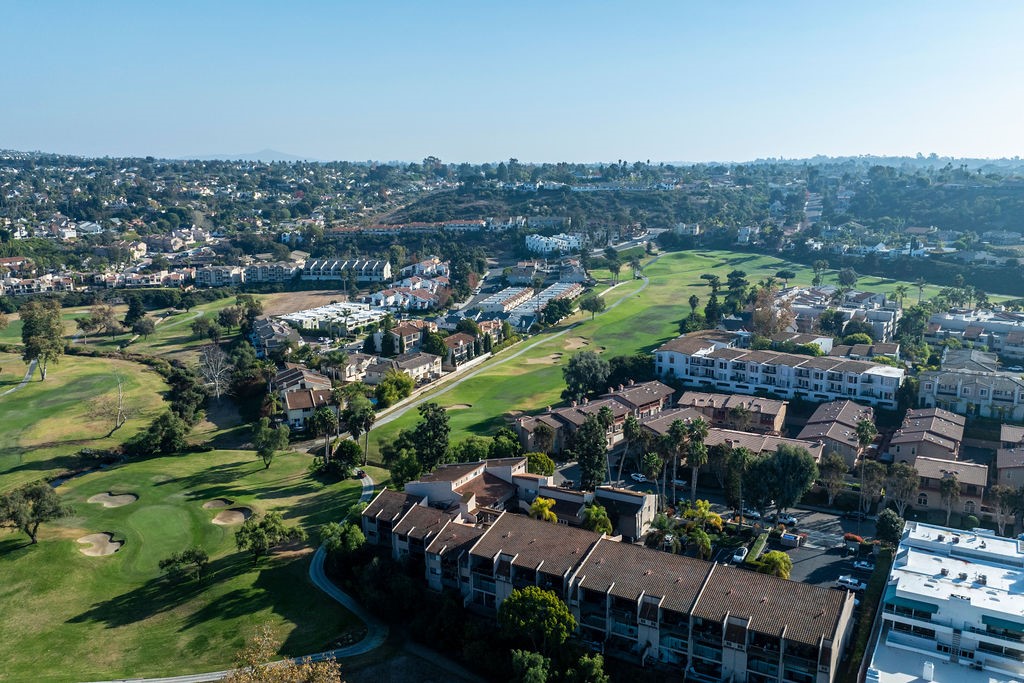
[875,509,905,545]
[333,439,362,472]
[579,294,606,320]
[235,511,307,563]
[685,418,710,503]
[374,369,414,408]
[498,587,576,655]
[124,296,146,326]
[158,546,209,582]
[689,527,712,559]
[765,445,819,516]
[320,521,365,558]
[198,344,234,401]
[252,417,290,469]
[856,419,878,451]
[421,331,448,358]
[132,316,156,339]
[566,654,610,683]
[128,410,190,455]
[644,512,681,553]
[88,372,136,437]
[20,299,64,380]
[217,306,243,330]
[450,435,491,462]
[532,423,555,454]
[574,414,608,490]
[511,650,550,683]
[341,393,376,465]
[775,270,796,287]
[860,460,887,515]
[759,550,793,579]
[412,402,451,472]
[820,452,848,506]
[530,497,558,523]
[838,267,859,288]
[561,351,611,403]
[886,463,919,517]
[940,474,961,526]
[816,309,845,336]
[91,303,122,340]
[990,485,1020,537]
[526,451,556,476]
[751,285,795,338]
[688,294,700,317]
[581,503,613,534]
[616,414,643,485]
[0,481,72,544]
[725,447,753,510]
[224,625,341,683]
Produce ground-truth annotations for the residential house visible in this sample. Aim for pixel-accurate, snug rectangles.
[283,388,335,430]
[889,408,965,463]
[272,367,332,400]
[249,317,302,358]
[643,420,826,461]
[443,332,477,368]
[797,400,875,468]
[362,352,442,385]
[677,391,787,433]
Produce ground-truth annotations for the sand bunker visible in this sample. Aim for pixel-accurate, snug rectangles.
[525,353,563,365]
[212,507,252,525]
[77,532,122,556]
[564,337,590,351]
[202,498,233,510]
[446,404,472,410]
[87,492,138,508]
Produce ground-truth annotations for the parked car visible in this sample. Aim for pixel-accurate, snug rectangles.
[739,507,761,520]
[630,473,647,483]
[671,479,689,489]
[355,469,366,479]
[773,513,798,526]
[732,547,749,563]
[835,575,868,592]
[853,560,875,573]
[843,511,867,520]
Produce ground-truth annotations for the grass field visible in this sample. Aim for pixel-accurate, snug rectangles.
[367,247,1010,458]
[0,352,169,493]
[0,449,365,682]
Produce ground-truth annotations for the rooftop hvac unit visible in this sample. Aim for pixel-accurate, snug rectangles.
[978,575,988,585]
[941,568,950,576]
[959,572,969,580]
[923,661,935,681]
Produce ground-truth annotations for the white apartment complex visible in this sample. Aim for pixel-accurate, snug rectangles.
[926,309,1024,359]
[525,232,584,255]
[655,332,905,410]
[868,522,1024,683]
[302,258,391,283]
[778,286,902,342]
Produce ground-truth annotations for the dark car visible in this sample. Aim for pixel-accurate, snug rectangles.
[843,511,867,520]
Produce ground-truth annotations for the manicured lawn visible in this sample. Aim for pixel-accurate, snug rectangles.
[0,449,363,681]
[0,352,169,493]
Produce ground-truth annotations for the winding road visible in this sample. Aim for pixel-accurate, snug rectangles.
[88,475,385,683]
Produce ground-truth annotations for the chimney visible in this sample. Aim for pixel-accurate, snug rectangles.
[628,379,635,386]
[571,401,577,408]
[608,387,615,394]
[618,384,625,391]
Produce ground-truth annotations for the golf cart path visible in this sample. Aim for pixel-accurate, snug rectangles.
[0,359,38,398]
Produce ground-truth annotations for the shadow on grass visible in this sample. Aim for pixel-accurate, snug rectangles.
[0,534,34,555]
[0,450,81,476]
[67,552,252,628]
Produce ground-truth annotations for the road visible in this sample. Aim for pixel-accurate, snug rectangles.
[87,475,386,683]
[376,255,660,430]
[0,359,38,398]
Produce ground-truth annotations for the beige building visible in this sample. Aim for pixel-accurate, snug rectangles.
[889,408,965,463]
[913,456,988,519]
[678,391,788,433]
[797,400,874,469]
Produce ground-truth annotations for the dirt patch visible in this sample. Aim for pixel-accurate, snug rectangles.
[202,498,233,509]
[77,532,122,556]
[212,507,252,525]
[261,290,348,317]
[564,337,590,351]
[87,492,138,508]
[445,404,472,410]
[524,353,563,365]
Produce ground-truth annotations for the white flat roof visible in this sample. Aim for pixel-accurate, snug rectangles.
[869,639,1016,683]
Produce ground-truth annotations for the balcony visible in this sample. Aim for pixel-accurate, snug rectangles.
[660,634,688,652]
[580,612,607,631]
[471,574,496,593]
[692,643,722,662]
[966,625,1024,646]
[748,658,780,677]
[610,620,638,639]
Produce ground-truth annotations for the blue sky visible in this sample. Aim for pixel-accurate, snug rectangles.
[2,1,1022,162]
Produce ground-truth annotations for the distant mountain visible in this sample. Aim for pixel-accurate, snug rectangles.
[186,149,322,162]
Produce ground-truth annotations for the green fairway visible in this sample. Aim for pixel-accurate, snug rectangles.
[0,449,362,681]
[367,247,1010,457]
[0,352,169,492]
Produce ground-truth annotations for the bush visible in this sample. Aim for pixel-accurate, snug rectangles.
[963,514,980,530]
[746,532,769,563]
[844,532,864,544]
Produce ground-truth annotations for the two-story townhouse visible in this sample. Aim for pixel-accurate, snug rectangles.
[913,457,988,518]
[797,400,875,469]
[679,391,788,434]
[889,408,965,463]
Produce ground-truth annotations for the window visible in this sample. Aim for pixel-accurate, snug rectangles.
[964,500,976,514]
[918,493,928,506]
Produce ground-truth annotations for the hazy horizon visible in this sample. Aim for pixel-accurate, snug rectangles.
[3,1,1023,163]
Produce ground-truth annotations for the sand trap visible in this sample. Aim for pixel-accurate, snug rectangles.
[212,507,252,525]
[87,492,138,508]
[77,532,122,556]
[446,404,472,410]
[565,337,590,350]
[202,498,233,510]
[525,353,563,365]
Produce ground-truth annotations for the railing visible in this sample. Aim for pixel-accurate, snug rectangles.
[471,574,495,592]
[966,625,1024,646]
[692,643,722,662]
[747,658,779,677]
[610,620,638,639]
[660,634,688,652]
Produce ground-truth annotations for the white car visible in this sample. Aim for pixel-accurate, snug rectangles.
[774,513,798,526]
[732,547,749,563]
[671,479,689,489]
[852,560,876,573]
[835,575,868,592]
[630,473,647,483]
[739,507,761,520]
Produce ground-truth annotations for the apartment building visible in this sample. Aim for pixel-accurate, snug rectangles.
[642,419,826,461]
[925,310,1024,359]
[362,351,441,385]
[868,523,1024,683]
[918,368,1024,422]
[677,391,788,434]
[243,261,301,284]
[195,265,245,287]
[996,424,1024,488]
[655,333,905,410]
[778,286,901,342]
[913,457,988,519]
[447,513,855,683]
[525,233,583,255]
[302,258,392,283]
[889,408,965,463]
[476,287,533,314]
[797,401,875,469]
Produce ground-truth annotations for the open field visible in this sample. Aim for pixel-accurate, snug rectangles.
[260,289,348,316]
[0,448,363,681]
[367,247,1011,457]
[0,352,169,492]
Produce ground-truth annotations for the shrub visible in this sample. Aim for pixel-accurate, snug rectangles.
[746,532,769,563]
[963,514,980,530]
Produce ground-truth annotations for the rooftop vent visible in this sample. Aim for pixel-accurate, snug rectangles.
[938,534,946,542]
[959,572,969,581]
[978,575,988,585]
[941,568,950,576]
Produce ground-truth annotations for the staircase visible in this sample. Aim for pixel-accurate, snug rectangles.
[951,629,962,663]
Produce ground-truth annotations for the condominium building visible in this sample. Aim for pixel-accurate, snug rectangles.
[889,408,965,463]
[868,522,1024,683]
[655,333,905,410]
[925,309,1024,359]
[918,368,1024,422]
[302,258,392,283]
[777,286,901,342]
[797,401,875,469]
[677,391,788,434]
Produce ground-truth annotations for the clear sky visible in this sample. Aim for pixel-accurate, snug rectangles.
[2,1,1023,163]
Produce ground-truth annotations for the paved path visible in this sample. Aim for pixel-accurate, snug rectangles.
[375,262,657,429]
[87,476,386,683]
[0,359,37,398]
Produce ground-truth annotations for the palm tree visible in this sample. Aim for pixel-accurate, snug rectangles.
[581,503,613,534]
[686,418,710,503]
[688,294,700,317]
[616,414,642,485]
[597,406,615,483]
[893,284,909,309]
[642,451,664,509]
[915,277,926,304]
[529,497,558,524]
[644,513,682,554]
[940,474,961,527]
[667,420,689,502]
